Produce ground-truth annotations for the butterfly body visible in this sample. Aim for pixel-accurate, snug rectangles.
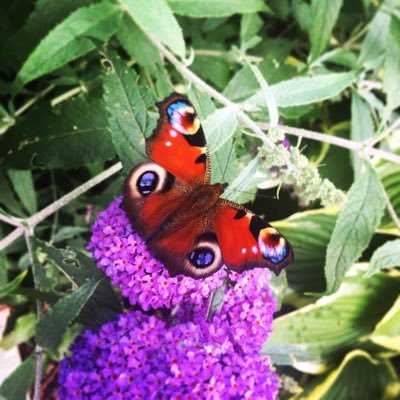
[123,93,293,278]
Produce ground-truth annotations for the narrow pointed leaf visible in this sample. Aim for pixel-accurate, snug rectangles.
[325,164,385,292]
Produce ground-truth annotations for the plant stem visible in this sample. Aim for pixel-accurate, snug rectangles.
[383,188,400,232]
[25,230,43,400]
[258,122,400,165]
[0,213,22,227]
[0,162,122,251]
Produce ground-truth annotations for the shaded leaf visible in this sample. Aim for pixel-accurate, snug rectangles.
[294,350,397,400]
[0,171,26,216]
[119,0,185,58]
[366,239,400,276]
[103,54,154,172]
[369,297,400,351]
[0,269,28,298]
[36,278,102,347]
[309,0,343,61]
[167,0,269,17]
[0,354,35,400]
[7,170,37,214]
[16,2,122,87]
[34,238,103,286]
[0,96,115,169]
[249,72,356,108]
[325,164,385,293]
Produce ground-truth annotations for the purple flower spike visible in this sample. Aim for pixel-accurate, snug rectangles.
[58,311,279,399]
[88,197,226,311]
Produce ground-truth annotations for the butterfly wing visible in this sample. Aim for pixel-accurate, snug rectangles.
[146,92,211,185]
[123,162,224,278]
[213,200,294,275]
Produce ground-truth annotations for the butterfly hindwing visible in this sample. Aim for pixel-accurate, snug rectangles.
[213,200,294,275]
[146,92,211,185]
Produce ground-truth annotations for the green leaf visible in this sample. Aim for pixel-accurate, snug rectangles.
[203,106,238,154]
[325,164,386,293]
[16,2,122,87]
[0,313,36,350]
[350,93,375,177]
[0,354,35,400]
[36,277,102,348]
[116,13,161,74]
[249,72,356,108]
[309,0,343,61]
[0,171,26,216]
[7,170,37,214]
[248,64,278,127]
[292,0,311,32]
[294,350,397,400]
[358,9,390,70]
[34,239,103,286]
[365,239,400,276]
[378,161,400,231]
[0,269,28,298]
[0,96,115,169]
[103,54,154,172]
[8,0,95,65]
[119,0,185,58]
[240,13,263,44]
[369,297,400,351]
[223,157,261,203]
[274,208,338,293]
[383,17,400,115]
[262,269,400,369]
[167,0,269,17]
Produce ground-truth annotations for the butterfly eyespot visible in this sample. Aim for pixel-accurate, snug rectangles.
[189,247,215,268]
[137,171,159,196]
[167,101,200,135]
[258,227,288,264]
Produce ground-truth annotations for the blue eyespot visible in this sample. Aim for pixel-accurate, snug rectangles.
[189,248,214,268]
[137,171,158,196]
[167,101,188,120]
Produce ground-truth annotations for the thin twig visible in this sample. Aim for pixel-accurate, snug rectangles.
[363,116,400,150]
[258,122,400,165]
[15,85,56,117]
[0,162,122,251]
[383,187,400,232]
[0,213,22,227]
[50,85,84,107]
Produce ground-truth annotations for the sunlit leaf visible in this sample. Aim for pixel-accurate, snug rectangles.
[325,164,385,293]
[167,0,269,18]
[119,0,185,58]
[366,239,400,276]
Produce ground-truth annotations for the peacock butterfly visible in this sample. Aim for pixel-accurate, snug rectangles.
[122,92,294,279]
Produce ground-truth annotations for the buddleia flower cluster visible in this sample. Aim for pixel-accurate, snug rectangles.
[58,197,279,399]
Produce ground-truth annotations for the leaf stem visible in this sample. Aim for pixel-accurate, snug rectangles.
[0,162,122,251]
[383,187,400,232]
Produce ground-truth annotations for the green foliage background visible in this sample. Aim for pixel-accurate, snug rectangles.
[0,0,400,398]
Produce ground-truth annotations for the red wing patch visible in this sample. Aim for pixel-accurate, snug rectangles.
[213,200,294,275]
[146,93,210,185]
